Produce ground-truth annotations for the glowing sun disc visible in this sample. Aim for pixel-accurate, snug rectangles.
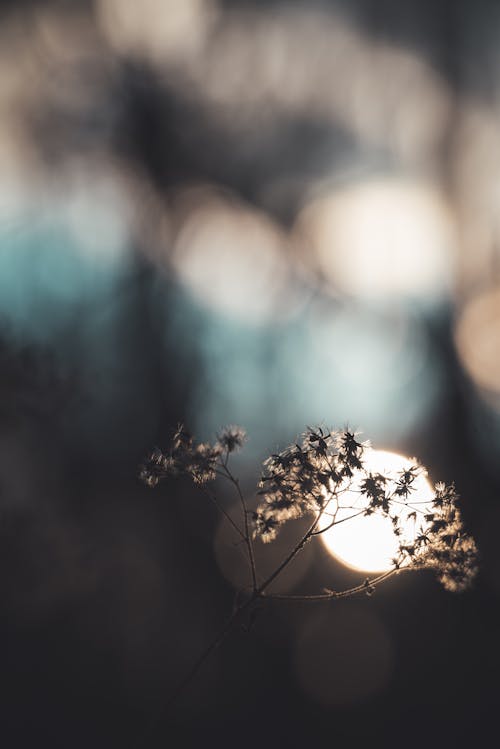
[319,449,435,573]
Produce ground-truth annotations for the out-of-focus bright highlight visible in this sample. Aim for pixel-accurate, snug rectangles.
[320,449,435,572]
[170,187,295,324]
[455,286,500,398]
[295,178,456,301]
[96,0,217,65]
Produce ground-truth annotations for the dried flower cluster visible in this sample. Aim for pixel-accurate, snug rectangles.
[139,424,246,488]
[253,427,478,592]
[140,424,478,594]
[401,482,479,592]
[253,427,367,542]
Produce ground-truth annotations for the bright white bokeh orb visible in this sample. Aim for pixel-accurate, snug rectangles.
[320,449,435,573]
[171,187,296,324]
[294,178,456,302]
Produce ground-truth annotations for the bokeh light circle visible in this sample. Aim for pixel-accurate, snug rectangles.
[320,449,435,572]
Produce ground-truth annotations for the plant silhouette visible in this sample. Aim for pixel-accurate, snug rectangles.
[139,423,478,713]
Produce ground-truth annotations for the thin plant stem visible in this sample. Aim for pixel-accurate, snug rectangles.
[311,507,366,536]
[261,567,407,601]
[146,477,422,729]
[137,422,478,748]
[254,511,323,594]
[159,597,254,713]
[220,462,258,592]
[136,597,256,748]
[199,486,246,542]
[151,505,399,732]
[148,509,320,730]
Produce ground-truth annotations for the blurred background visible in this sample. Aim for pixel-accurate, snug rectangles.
[1,0,500,746]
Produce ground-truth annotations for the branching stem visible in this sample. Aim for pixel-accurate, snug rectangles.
[199,485,246,543]
[219,461,258,592]
[137,423,478,746]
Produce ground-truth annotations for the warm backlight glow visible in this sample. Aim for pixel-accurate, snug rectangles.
[295,178,455,301]
[170,187,294,323]
[454,286,500,396]
[320,449,435,572]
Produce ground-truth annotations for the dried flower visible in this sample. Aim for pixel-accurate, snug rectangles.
[399,483,479,592]
[138,423,480,710]
[139,448,170,487]
[253,426,362,539]
[140,423,479,594]
[139,424,245,488]
[217,425,247,453]
[188,442,223,484]
[252,426,478,593]
[252,510,279,543]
